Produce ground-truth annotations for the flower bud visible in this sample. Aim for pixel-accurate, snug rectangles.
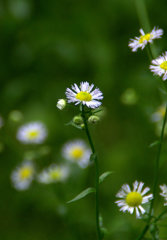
[73,115,83,125]
[57,99,66,110]
[88,115,100,124]
[80,123,85,129]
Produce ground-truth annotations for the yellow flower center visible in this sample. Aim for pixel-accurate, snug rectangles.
[50,170,62,180]
[76,91,92,102]
[160,61,167,71]
[70,148,84,159]
[139,33,152,43]
[19,167,33,180]
[126,192,142,207]
[27,130,39,140]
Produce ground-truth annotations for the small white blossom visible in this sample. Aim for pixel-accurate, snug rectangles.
[57,99,66,110]
[151,104,166,122]
[62,139,91,168]
[17,122,47,144]
[160,184,167,206]
[11,161,35,190]
[38,164,69,184]
[66,81,103,109]
[115,181,153,218]
[129,27,163,52]
[150,52,167,81]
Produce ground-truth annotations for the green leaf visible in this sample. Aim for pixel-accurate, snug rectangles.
[149,140,160,148]
[67,187,96,204]
[65,120,82,130]
[99,171,112,184]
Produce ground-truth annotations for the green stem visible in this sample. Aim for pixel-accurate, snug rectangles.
[149,104,167,216]
[136,224,150,240]
[81,105,102,240]
[154,209,167,224]
[136,104,167,240]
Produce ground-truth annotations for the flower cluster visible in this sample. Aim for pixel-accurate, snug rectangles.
[129,26,167,82]
[11,136,91,190]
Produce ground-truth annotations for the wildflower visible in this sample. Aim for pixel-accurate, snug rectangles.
[129,27,163,52]
[160,184,167,206]
[115,181,153,218]
[151,104,166,122]
[38,164,69,184]
[62,139,91,168]
[11,161,35,190]
[17,122,47,144]
[65,82,103,109]
[57,99,66,110]
[150,52,167,81]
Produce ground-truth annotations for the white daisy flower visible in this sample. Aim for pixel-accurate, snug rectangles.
[129,27,163,52]
[160,184,167,206]
[11,161,35,190]
[150,52,167,81]
[115,181,153,218]
[17,122,47,144]
[62,139,91,168]
[65,81,103,109]
[151,104,166,122]
[38,164,69,184]
[57,99,66,110]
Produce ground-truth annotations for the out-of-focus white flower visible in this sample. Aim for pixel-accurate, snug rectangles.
[57,99,66,110]
[115,181,153,218]
[0,116,4,128]
[17,122,47,144]
[129,27,163,52]
[66,82,103,109]
[151,104,166,122]
[38,164,69,184]
[160,184,167,206]
[11,161,35,190]
[62,139,91,168]
[150,52,167,81]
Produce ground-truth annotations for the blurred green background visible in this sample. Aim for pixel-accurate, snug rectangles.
[1,0,167,239]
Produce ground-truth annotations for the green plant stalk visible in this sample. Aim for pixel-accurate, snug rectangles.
[149,104,167,215]
[81,105,102,240]
[136,104,167,240]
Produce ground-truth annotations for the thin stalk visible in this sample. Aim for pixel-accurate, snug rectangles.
[81,105,102,240]
[149,104,167,216]
[136,104,167,240]
[136,224,150,240]
[154,209,167,224]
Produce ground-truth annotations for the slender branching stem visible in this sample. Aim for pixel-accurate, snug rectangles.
[136,104,167,240]
[81,105,102,240]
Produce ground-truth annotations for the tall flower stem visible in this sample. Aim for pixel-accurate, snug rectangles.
[81,105,102,240]
[136,104,167,240]
[149,104,167,214]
